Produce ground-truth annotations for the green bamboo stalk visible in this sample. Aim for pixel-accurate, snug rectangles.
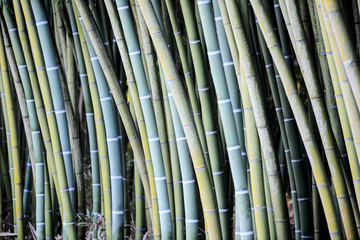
[196,2,254,240]
[2,8,46,239]
[74,0,153,232]
[223,1,290,238]
[100,1,163,237]
[159,77,185,240]
[134,6,176,234]
[0,24,24,240]
[65,1,101,232]
[29,0,78,218]
[114,1,172,237]
[20,1,77,237]
[317,0,360,217]
[163,71,199,239]
[282,2,356,237]
[249,1,343,238]
[322,0,360,112]
[137,0,222,238]
[135,162,146,240]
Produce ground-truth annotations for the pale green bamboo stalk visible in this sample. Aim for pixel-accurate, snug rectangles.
[223,1,290,238]
[74,0,153,229]
[0,25,24,240]
[20,1,76,237]
[137,0,222,238]
[323,0,360,112]
[249,0,342,238]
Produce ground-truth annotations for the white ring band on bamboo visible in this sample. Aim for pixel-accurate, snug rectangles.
[235,231,254,236]
[155,176,166,181]
[284,118,295,122]
[140,94,151,100]
[295,230,301,233]
[26,99,35,103]
[27,162,32,166]
[63,151,71,155]
[35,163,44,166]
[31,131,40,135]
[80,74,87,77]
[212,171,223,175]
[167,92,173,97]
[64,222,75,226]
[90,150,98,153]
[46,110,55,114]
[284,55,291,59]
[60,189,69,192]
[301,235,314,239]
[284,149,290,153]
[148,137,160,142]
[227,145,240,151]
[219,209,229,212]
[205,130,217,135]
[46,66,58,71]
[176,137,186,141]
[117,5,129,10]
[189,40,200,44]
[112,211,124,215]
[242,152,247,156]
[185,219,199,223]
[291,190,297,194]
[207,50,221,56]
[291,159,303,163]
[198,87,210,91]
[265,63,273,68]
[215,16,222,21]
[183,180,195,184]
[36,193,45,197]
[276,107,282,111]
[159,209,171,214]
[107,137,118,142]
[9,28,17,32]
[86,113,94,116]
[36,222,45,226]
[18,65,27,69]
[36,21,48,26]
[24,189,32,193]
[233,108,242,113]
[93,183,100,186]
[344,59,355,67]
[104,42,109,46]
[174,31,181,35]
[55,110,66,114]
[69,188,75,191]
[100,96,112,101]
[223,61,234,66]
[129,50,141,56]
[235,190,249,195]
[72,32,79,36]
[90,56,99,61]
[197,0,210,4]
[111,176,123,179]
[298,197,310,201]
[218,98,231,104]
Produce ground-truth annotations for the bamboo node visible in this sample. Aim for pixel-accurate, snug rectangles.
[150,31,161,37]
[197,0,211,5]
[235,190,249,195]
[36,21,48,26]
[235,231,254,236]
[301,235,314,239]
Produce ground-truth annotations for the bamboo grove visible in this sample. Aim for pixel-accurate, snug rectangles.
[0,0,360,239]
